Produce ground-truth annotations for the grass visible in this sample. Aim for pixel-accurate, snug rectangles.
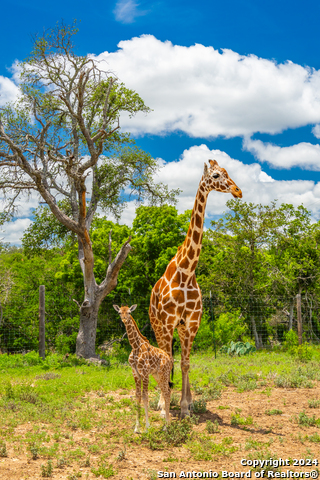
[187,435,237,460]
[1,347,320,477]
[231,413,253,427]
[265,409,283,416]
[295,411,320,427]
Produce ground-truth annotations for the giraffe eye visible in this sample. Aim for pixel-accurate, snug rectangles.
[212,173,220,179]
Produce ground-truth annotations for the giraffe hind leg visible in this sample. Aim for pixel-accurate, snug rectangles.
[158,367,171,428]
[177,324,192,416]
[152,372,165,415]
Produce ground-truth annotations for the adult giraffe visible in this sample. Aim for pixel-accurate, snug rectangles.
[149,159,242,417]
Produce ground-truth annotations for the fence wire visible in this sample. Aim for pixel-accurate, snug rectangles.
[0,292,319,354]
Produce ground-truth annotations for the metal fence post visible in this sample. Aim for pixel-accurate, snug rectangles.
[39,285,45,359]
[296,293,302,345]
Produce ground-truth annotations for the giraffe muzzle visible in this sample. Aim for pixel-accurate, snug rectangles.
[230,185,242,198]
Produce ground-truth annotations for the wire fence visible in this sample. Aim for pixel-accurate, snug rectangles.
[0,288,319,355]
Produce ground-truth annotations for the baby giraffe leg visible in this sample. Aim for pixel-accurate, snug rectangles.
[159,367,171,429]
[131,364,142,434]
[153,373,166,419]
[142,377,150,432]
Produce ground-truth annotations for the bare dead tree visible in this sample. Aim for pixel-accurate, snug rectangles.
[0,23,178,358]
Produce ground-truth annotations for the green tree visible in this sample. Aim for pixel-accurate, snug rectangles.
[270,204,320,297]
[128,205,191,296]
[198,200,286,347]
[0,23,177,358]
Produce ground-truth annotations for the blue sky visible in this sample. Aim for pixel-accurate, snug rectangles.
[1,0,320,243]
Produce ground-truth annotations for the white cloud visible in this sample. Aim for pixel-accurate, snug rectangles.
[116,145,320,227]
[1,218,32,245]
[156,145,320,216]
[312,124,320,139]
[0,75,20,106]
[244,137,320,170]
[113,0,147,23]
[97,35,320,138]
[4,144,320,244]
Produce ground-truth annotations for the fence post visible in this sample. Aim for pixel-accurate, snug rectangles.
[39,285,45,359]
[296,293,302,345]
[209,291,216,359]
[289,299,294,330]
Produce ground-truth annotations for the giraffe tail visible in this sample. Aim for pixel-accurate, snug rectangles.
[170,338,175,386]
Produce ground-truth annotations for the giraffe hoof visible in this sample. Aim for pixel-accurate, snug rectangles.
[134,427,141,434]
[180,410,191,419]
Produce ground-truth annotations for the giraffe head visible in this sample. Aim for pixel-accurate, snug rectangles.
[202,159,242,198]
[113,304,137,325]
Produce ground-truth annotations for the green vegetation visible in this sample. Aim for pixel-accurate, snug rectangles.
[265,409,283,416]
[295,411,320,427]
[0,348,320,476]
[1,199,320,355]
[220,341,256,357]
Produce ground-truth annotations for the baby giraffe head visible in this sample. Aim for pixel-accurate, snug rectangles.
[203,159,242,198]
[113,304,137,325]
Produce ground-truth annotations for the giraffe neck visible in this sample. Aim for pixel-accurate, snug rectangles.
[177,177,208,272]
[124,316,148,351]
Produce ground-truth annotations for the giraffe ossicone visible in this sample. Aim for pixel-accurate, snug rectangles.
[149,159,242,417]
[113,304,172,432]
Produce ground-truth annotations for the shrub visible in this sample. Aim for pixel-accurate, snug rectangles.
[206,420,220,434]
[220,341,256,357]
[213,311,247,347]
[0,441,8,457]
[283,331,314,362]
[294,344,314,362]
[192,399,207,414]
[283,330,299,353]
[191,311,214,351]
[145,418,193,450]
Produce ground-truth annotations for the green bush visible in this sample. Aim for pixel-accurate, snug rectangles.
[283,330,314,362]
[283,330,299,353]
[213,311,247,347]
[190,312,213,351]
[294,343,314,362]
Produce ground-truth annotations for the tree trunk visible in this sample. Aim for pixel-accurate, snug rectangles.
[75,234,132,359]
[76,303,101,358]
[251,316,260,349]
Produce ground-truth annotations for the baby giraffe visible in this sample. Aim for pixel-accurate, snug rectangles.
[113,305,172,433]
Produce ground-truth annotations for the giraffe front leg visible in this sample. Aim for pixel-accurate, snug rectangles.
[180,329,198,418]
[186,375,192,408]
[142,377,150,432]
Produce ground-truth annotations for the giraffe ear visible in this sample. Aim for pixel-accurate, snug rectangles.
[113,305,120,312]
[130,304,137,313]
[209,159,218,167]
[203,162,208,175]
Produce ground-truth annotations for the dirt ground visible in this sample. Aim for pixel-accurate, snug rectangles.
[1,384,320,480]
